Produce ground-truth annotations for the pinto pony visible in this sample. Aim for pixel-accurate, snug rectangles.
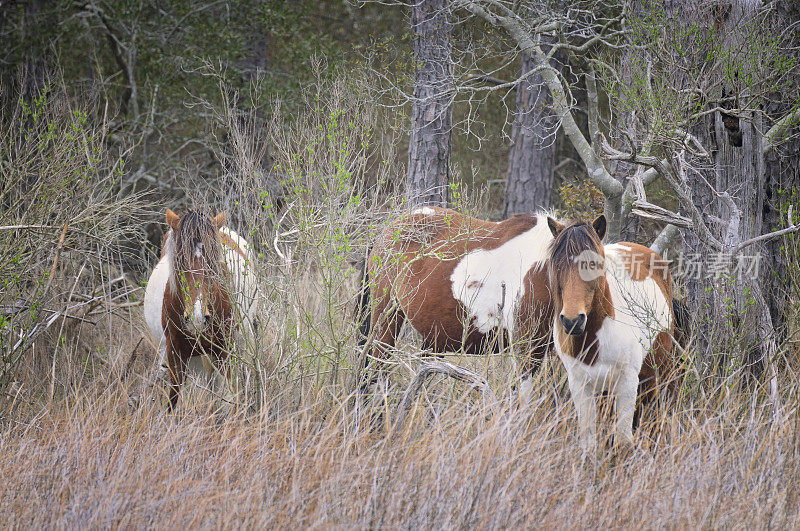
[143,209,259,409]
[358,206,556,396]
[546,215,683,452]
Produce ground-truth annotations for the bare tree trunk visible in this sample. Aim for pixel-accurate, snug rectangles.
[406,0,452,207]
[687,1,776,376]
[763,2,800,334]
[504,52,556,216]
[764,135,800,330]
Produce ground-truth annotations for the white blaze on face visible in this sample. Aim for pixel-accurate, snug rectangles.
[412,206,436,216]
[186,294,206,333]
[450,214,554,335]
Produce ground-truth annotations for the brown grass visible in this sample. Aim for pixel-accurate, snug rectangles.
[2,353,800,528]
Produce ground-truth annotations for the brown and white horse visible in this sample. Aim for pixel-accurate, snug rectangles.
[358,206,556,396]
[546,215,682,453]
[143,209,260,409]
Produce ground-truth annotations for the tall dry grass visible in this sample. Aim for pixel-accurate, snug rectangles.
[2,71,800,528]
[2,369,800,528]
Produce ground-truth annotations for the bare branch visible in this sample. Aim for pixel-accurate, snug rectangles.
[396,360,498,427]
[650,224,681,255]
[733,205,800,254]
[630,201,693,229]
[464,73,512,86]
[763,106,800,155]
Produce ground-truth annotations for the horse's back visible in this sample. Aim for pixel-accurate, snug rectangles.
[605,242,677,389]
[374,207,545,263]
[607,242,673,292]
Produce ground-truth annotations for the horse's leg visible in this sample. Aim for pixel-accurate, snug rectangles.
[634,342,673,434]
[166,337,187,412]
[566,370,598,457]
[613,370,639,450]
[517,336,550,405]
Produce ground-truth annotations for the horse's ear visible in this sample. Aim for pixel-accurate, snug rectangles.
[213,211,226,229]
[592,214,607,241]
[547,217,564,237]
[166,209,180,231]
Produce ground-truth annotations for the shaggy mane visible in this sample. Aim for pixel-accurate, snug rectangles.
[547,221,603,286]
[173,209,223,275]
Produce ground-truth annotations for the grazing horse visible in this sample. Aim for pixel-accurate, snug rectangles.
[143,209,259,409]
[546,215,681,453]
[358,206,556,397]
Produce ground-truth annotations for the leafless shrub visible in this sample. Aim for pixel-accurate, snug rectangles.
[0,82,146,398]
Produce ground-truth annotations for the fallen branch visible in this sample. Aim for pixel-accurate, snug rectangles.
[396,360,499,427]
[763,106,800,155]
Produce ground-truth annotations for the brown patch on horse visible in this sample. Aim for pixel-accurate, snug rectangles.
[612,242,673,301]
[516,265,555,373]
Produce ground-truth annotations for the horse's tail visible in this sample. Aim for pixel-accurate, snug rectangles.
[357,250,372,346]
[672,298,690,350]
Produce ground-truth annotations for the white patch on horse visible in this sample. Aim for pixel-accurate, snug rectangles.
[450,214,554,335]
[188,296,205,331]
[143,229,174,355]
[194,241,204,258]
[222,227,260,328]
[412,206,436,216]
[221,226,253,258]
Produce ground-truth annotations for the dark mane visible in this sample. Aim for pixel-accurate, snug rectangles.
[174,209,223,274]
[547,221,603,284]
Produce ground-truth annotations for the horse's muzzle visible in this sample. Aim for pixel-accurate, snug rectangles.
[184,313,211,334]
[560,313,586,336]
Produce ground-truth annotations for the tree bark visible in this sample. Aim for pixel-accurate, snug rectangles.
[406,0,453,207]
[504,52,556,216]
[763,2,800,334]
[686,0,776,375]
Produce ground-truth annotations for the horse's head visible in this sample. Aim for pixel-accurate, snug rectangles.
[166,208,226,335]
[546,215,607,336]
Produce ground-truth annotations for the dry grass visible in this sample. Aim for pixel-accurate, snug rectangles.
[2,365,800,528]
